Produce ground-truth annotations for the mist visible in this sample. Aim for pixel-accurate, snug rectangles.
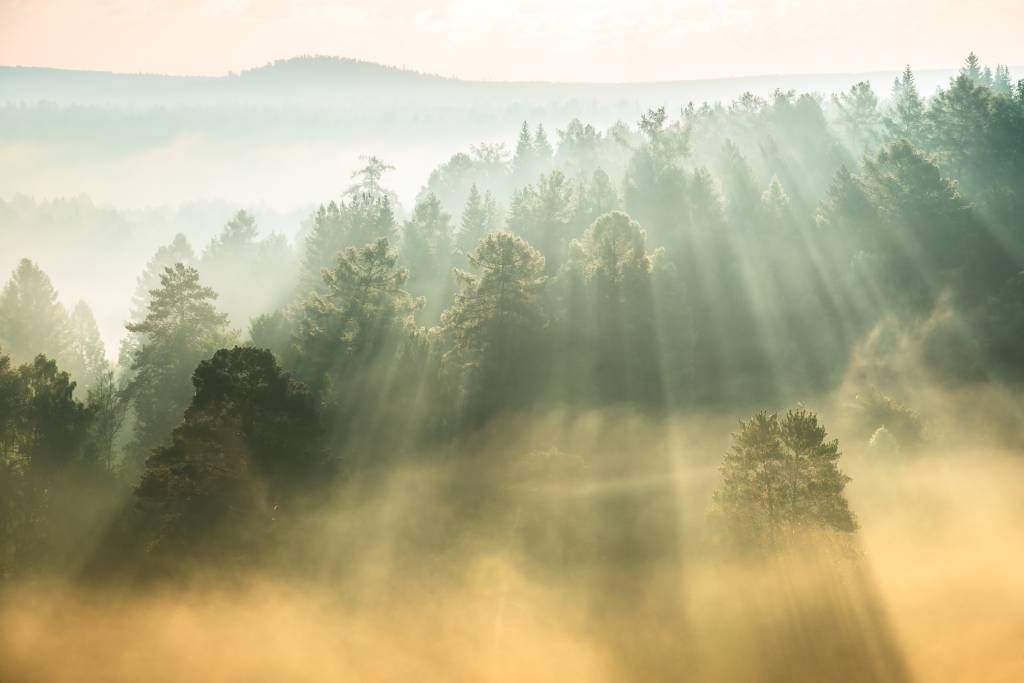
[1,27,1024,683]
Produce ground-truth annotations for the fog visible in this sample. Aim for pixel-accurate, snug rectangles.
[2,46,1023,682]
[3,400,1022,681]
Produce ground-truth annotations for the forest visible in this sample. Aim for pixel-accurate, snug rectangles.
[2,53,1024,681]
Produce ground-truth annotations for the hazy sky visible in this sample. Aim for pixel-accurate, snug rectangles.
[2,0,1023,82]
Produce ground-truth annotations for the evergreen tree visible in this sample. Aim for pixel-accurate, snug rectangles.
[885,66,925,142]
[992,65,1012,94]
[136,346,326,556]
[441,232,547,424]
[962,51,983,82]
[303,193,397,292]
[403,193,454,268]
[760,176,793,230]
[0,259,70,366]
[513,121,535,181]
[534,123,554,161]
[507,170,575,273]
[570,211,664,403]
[718,139,760,229]
[573,168,621,231]
[402,193,456,321]
[119,234,196,370]
[711,408,856,549]
[294,238,418,400]
[833,81,881,151]
[624,107,689,242]
[65,301,109,394]
[203,210,257,260]
[124,264,235,474]
[459,184,488,254]
[345,155,396,200]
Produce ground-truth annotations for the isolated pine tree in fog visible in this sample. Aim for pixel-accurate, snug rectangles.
[124,264,235,473]
[712,408,856,548]
[136,347,325,554]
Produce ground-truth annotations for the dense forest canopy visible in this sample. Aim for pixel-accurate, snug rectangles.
[2,52,1024,681]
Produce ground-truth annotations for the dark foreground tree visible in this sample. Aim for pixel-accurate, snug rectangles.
[711,407,856,549]
[136,347,327,557]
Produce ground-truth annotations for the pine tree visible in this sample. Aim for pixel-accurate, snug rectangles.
[119,234,196,371]
[459,184,490,254]
[441,232,547,423]
[534,123,554,161]
[403,193,454,263]
[124,264,235,474]
[203,210,257,261]
[295,239,418,398]
[345,155,395,199]
[513,121,536,181]
[711,408,856,549]
[0,259,70,365]
[833,81,881,151]
[66,301,109,394]
[506,171,575,273]
[885,66,925,141]
[136,346,326,555]
[719,139,760,228]
[992,65,1012,94]
[302,194,397,293]
[760,176,792,229]
[962,52,983,82]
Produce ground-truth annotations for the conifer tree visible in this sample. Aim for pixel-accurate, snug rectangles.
[711,408,857,548]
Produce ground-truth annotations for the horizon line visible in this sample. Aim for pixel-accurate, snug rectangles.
[3,54,1021,88]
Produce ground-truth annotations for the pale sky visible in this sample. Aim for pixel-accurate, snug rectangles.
[1,0,1022,82]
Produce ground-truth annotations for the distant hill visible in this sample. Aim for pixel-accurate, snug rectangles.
[0,55,993,109]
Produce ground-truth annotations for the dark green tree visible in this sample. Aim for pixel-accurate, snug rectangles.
[136,347,326,556]
[441,232,547,424]
[711,408,856,549]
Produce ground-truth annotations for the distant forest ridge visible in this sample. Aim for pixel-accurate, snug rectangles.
[1,55,1013,107]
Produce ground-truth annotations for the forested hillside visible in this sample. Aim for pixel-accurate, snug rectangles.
[2,53,1023,681]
